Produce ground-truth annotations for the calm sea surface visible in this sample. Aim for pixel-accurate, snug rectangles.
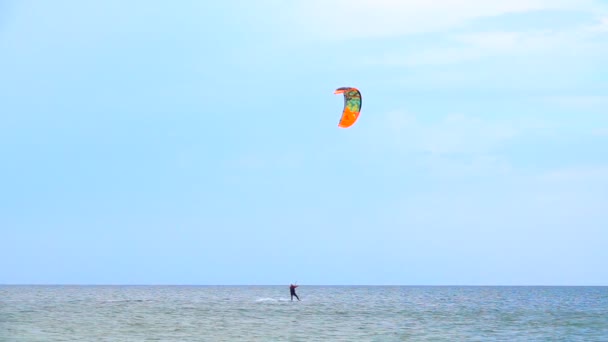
[1,285,607,341]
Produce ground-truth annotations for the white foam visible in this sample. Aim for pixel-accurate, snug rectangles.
[255,297,292,302]
[255,297,278,302]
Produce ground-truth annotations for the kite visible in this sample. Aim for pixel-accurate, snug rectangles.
[334,87,362,128]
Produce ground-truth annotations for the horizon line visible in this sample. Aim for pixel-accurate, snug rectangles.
[2,283,607,287]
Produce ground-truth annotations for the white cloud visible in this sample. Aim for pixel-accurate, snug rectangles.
[543,95,608,108]
[454,30,562,55]
[368,111,544,156]
[357,110,565,180]
[293,0,602,40]
[363,23,607,67]
[344,3,608,71]
[415,31,535,65]
[590,16,608,32]
[593,128,608,137]
[540,165,608,183]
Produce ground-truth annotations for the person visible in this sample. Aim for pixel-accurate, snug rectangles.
[290,283,300,301]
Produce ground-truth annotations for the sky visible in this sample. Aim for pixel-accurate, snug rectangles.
[1,0,607,286]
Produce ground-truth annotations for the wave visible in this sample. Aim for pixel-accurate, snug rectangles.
[255,297,292,303]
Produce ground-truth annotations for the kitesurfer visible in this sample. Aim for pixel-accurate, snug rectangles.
[290,284,300,301]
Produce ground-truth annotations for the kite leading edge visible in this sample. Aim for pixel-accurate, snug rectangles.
[334,87,362,128]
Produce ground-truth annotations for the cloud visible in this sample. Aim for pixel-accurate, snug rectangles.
[343,4,608,73]
[363,21,608,67]
[590,16,608,32]
[363,32,531,67]
[543,95,608,109]
[540,165,608,183]
[368,111,544,156]
[293,0,602,40]
[357,110,571,181]
[593,128,608,137]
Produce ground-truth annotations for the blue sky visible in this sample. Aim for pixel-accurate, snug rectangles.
[1,0,607,285]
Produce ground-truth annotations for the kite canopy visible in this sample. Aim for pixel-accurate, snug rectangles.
[334,87,362,128]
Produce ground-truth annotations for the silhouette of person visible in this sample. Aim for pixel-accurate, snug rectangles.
[290,284,300,301]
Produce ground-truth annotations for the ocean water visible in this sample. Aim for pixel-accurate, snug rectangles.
[1,285,607,341]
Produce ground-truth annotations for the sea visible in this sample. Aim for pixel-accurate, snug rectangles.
[1,285,607,341]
